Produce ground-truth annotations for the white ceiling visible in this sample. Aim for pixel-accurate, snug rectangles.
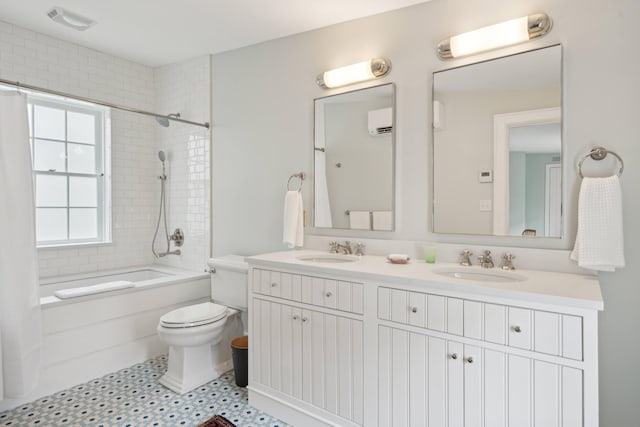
[0,0,430,67]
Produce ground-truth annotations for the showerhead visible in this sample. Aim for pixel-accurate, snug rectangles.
[155,116,170,127]
[154,113,181,128]
[158,151,166,162]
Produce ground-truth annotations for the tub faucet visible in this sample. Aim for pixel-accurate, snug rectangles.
[478,250,494,268]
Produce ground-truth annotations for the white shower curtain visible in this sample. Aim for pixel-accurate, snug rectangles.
[0,91,42,399]
[314,148,333,227]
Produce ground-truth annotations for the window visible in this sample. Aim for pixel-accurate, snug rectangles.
[28,95,111,246]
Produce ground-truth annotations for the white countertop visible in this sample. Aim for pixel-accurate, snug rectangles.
[247,250,604,311]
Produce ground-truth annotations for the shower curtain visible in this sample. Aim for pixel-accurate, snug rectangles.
[0,91,42,399]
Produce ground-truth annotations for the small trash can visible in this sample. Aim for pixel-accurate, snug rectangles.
[231,335,248,387]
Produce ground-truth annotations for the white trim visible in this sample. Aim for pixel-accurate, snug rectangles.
[492,107,561,236]
[28,95,111,247]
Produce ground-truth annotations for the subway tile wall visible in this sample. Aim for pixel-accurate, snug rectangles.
[153,56,211,272]
[0,20,209,277]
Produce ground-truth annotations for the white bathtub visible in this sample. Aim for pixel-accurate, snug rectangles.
[40,265,205,304]
[37,265,210,401]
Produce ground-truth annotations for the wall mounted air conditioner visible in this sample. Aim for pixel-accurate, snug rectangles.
[368,107,393,136]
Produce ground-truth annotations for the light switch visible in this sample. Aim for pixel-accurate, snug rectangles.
[480,200,492,212]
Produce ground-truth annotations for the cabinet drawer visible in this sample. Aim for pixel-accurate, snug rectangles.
[508,307,532,350]
[253,269,363,314]
[378,286,583,361]
[562,315,583,360]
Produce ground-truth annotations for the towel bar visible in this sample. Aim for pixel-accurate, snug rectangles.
[578,146,624,178]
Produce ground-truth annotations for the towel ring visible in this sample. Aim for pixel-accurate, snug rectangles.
[578,147,624,178]
[287,172,305,191]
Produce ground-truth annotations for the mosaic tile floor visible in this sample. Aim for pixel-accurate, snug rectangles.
[0,355,288,427]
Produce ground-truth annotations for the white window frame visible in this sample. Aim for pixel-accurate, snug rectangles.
[28,94,112,247]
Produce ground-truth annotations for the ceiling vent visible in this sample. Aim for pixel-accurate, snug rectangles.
[368,107,393,136]
[47,7,95,31]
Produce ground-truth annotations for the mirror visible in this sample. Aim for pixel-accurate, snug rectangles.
[432,45,562,238]
[313,83,395,231]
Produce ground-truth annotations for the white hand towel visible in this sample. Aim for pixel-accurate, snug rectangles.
[349,211,371,230]
[283,190,304,248]
[570,175,625,272]
[372,211,393,231]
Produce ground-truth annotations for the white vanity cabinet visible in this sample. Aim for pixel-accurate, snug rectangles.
[249,268,365,427]
[247,252,602,427]
[377,286,593,427]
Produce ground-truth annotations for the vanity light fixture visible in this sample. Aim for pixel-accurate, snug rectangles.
[437,13,552,60]
[316,58,391,89]
[47,6,96,31]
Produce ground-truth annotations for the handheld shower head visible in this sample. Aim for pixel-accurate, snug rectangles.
[158,150,166,162]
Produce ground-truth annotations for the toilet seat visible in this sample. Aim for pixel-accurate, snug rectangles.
[160,302,227,329]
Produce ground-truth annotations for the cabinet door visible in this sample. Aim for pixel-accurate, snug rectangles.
[508,354,532,427]
[447,341,464,427]
[464,345,482,427]
[300,308,363,424]
[484,349,506,427]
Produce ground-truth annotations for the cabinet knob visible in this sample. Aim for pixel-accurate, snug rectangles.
[302,317,308,322]
[410,306,418,313]
[513,325,522,333]
[449,353,458,360]
[292,314,299,320]
[271,282,278,287]
[325,292,333,298]
[466,356,474,364]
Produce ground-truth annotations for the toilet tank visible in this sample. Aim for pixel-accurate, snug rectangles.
[208,255,248,311]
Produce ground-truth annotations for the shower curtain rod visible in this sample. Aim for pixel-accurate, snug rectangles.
[0,77,210,129]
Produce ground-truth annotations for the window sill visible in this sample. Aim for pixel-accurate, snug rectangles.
[37,241,113,251]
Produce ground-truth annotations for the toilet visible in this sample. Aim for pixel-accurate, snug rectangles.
[157,255,247,393]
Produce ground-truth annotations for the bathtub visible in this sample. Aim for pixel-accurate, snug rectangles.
[37,265,210,401]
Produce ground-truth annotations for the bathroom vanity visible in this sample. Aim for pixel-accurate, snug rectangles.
[247,250,603,427]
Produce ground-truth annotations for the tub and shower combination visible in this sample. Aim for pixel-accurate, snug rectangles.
[37,265,209,397]
[31,146,204,397]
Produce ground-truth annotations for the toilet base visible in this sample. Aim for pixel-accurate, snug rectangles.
[159,343,234,394]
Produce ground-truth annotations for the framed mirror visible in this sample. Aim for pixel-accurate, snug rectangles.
[313,83,395,231]
[432,45,562,238]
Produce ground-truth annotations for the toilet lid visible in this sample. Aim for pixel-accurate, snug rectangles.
[160,302,227,328]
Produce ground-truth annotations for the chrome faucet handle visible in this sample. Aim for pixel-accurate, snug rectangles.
[354,242,366,256]
[501,253,516,270]
[459,250,473,266]
[329,241,339,254]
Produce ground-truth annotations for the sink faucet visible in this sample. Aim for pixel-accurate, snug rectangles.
[478,250,494,268]
[329,241,353,255]
[337,241,352,255]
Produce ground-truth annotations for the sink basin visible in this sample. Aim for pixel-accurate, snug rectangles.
[433,267,526,283]
[297,254,360,263]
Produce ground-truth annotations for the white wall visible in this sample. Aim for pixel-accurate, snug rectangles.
[0,21,212,276]
[153,56,211,271]
[210,0,640,424]
[0,20,158,277]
